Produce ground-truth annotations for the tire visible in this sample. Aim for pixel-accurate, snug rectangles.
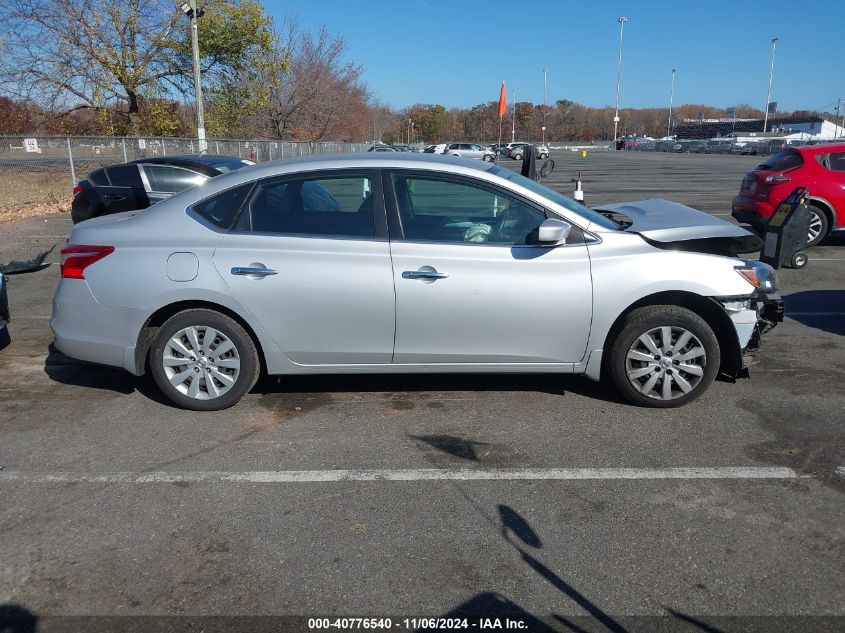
[149,309,260,411]
[540,153,549,159]
[606,305,720,408]
[512,153,522,160]
[806,206,829,247]
[483,154,493,162]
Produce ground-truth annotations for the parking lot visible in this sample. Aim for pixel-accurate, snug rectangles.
[1,150,844,631]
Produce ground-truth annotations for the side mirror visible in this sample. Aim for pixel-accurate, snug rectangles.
[538,218,572,246]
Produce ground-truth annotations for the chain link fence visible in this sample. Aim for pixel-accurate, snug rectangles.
[0,135,369,214]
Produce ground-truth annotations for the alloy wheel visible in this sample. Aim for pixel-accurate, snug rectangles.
[808,210,823,244]
[162,326,241,400]
[625,325,706,401]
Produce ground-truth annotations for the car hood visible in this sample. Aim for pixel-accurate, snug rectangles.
[593,198,762,255]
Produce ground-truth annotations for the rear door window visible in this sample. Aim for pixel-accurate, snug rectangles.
[142,164,209,193]
[757,151,803,172]
[104,164,144,188]
[240,174,376,238]
[88,168,109,186]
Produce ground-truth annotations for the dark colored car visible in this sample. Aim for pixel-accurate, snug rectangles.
[366,144,397,152]
[0,272,9,331]
[732,144,845,246]
[71,155,254,224]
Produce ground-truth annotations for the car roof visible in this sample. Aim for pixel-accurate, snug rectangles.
[793,142,845,155]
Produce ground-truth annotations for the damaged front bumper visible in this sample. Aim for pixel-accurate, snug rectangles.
[717,291,784,377]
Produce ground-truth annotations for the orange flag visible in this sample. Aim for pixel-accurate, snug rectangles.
[498,81,507,119]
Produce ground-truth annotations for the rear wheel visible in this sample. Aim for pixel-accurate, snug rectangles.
[607,305,720,408]
[807,206,829,247]
[150,309,259,411]
[512,153,522,160]
[483,154,493,162]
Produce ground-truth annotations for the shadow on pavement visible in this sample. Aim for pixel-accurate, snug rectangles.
[784,290,845,336]
[0,327,10,352]
[43,344,172,406]
[0,604,37,633]
[256,372,629,405]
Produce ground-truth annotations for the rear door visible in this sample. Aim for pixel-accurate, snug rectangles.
[97,164,148,213]
[212,169,396,364]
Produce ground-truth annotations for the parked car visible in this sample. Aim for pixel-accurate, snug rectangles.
[444,143,496,162]
[71,155,254,224]
[732,144,845,246]
[367,144,397,152]
[52,153,782,411]
[0,272,9,331]
[507,143,550,160]
[391,144,412,152]
[490,143,510,155]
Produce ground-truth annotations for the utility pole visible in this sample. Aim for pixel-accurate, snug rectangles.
[667,68,676,139]
[511,89,516,143]
[613,16,627,143]
[763,37,778,133]
[181,1,206,153]
[838,98,844,139]
[542,68,549,144]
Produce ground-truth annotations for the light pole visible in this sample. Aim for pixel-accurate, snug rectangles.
[410,121,414,144]
[667,68,676,139]
[542,68,549,144]
[180,1,206,153]
[613,16,627,143]
[511,89,517,143]
[763,37,778,133]
[407,118,412,144]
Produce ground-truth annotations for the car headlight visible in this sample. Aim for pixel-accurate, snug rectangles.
[734,260,779,292]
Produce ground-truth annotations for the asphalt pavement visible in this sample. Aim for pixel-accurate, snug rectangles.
[0,150,843,632]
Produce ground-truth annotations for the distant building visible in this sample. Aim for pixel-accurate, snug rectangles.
[674,115,844,140]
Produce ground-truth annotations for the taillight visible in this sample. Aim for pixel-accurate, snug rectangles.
[60,245,115,279]
[72,184,83,196]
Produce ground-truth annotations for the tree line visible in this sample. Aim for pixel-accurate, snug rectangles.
[0,1,823,143]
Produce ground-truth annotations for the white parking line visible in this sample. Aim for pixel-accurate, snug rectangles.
[0,467,823,484]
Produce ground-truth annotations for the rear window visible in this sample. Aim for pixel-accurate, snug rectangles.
[757,150,803,172]
[825,152,845,172]
[191,183,254,230]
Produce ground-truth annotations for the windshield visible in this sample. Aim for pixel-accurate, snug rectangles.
[490,166,619,230]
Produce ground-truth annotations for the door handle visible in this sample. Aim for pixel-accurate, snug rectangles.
[103,194,125,200]
[231,266,277,277]
[402,270,449,280]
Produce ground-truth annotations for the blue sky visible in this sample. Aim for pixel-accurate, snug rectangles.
[264,0,844,114]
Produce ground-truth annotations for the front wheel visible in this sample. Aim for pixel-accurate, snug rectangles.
[606,305,720,408]
[512,153,522,160]
[150,309,260,411]
[483,154,494,162]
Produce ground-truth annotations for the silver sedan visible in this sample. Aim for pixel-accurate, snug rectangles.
[52,154,782,410]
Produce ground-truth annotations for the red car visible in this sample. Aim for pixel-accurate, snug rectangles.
[732,143,845,246]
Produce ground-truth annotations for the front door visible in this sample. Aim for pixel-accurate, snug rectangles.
[213,170,395,365]
[386,171,593,364]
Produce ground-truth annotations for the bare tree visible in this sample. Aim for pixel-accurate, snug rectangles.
[263,20,365,142]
